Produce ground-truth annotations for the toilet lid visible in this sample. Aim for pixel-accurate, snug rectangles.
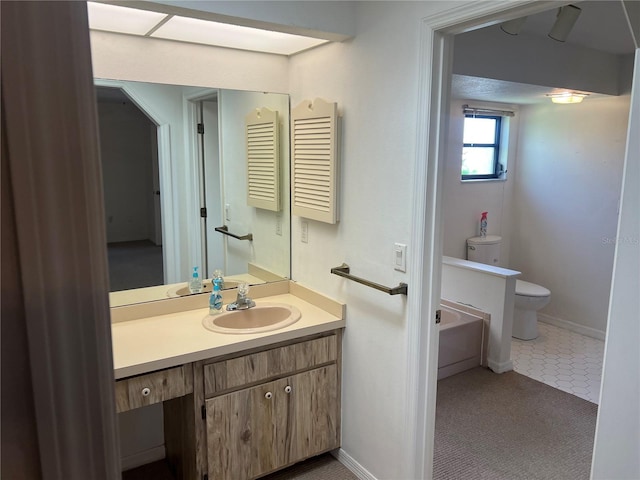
[516,280,551,297]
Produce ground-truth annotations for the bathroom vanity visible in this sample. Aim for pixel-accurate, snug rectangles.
[112,281,345,480]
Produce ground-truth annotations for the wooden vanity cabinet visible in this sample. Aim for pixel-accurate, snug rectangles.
[200,331,341,480]
[117,330,342,480]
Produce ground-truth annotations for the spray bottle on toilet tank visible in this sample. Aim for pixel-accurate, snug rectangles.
[480,211,488,238]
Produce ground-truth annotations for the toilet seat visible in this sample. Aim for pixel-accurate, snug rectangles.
[516,279,551,297]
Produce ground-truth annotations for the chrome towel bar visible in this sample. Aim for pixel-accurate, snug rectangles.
[331,263,408,296]
[215,225,253,241]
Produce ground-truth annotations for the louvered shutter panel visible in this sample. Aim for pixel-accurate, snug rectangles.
[246,107,280,211]
[291,98,339,224]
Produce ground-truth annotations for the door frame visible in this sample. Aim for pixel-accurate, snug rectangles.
[407,1,579,477]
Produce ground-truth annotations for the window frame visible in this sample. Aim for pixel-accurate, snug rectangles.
[461,114,502,180]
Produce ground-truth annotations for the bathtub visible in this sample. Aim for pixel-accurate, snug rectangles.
[437,303,487,380]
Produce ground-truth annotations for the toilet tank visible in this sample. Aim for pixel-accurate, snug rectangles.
[467,235,502,266]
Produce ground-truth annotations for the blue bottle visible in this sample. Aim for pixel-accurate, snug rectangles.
[189,266,202,294]
[209,282,223,315]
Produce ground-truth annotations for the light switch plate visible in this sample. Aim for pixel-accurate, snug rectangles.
[301,221,309,243]
[394,243,407,272]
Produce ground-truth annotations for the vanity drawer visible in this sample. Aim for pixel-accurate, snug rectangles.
[204,333,338,397]
[115,364,193,413]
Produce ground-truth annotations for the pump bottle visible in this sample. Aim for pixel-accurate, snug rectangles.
[209,282,223,315]
[189,266,202,294]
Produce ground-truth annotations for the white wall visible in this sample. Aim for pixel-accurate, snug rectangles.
[512,96,629,336]
[288,2,456,478]
[442,99,520,265]
[97,100,155,244]
[218,90,291,278]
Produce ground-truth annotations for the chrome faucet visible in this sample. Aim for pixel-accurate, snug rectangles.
[226,282,256,311]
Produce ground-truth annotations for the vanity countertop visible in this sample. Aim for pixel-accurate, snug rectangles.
[112,290,345,380]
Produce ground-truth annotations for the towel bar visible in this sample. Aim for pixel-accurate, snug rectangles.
[331,263,408,296]
[215,225,253,241]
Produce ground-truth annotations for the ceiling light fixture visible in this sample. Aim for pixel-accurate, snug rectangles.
[500,17,527,36]
[548,4,582,42]
[87,2,169,36]
[150,16,328,56]
[86,1,329,56]
[547,92,588,104]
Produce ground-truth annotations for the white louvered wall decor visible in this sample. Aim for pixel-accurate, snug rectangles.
[291,98,339,224]
[245,107,281,211]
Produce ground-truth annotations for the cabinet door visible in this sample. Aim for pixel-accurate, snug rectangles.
[290,364,340,461]
[206,365,339,480]
[206,378,290,480]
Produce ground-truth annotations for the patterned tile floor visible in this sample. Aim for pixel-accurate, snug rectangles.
[511,321,605,404]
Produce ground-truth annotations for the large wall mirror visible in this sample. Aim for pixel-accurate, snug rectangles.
[95,79,291,307]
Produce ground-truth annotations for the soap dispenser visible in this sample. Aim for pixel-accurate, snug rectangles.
[212,269,225,291]
[209,281,223,315]
[189,266,203,294]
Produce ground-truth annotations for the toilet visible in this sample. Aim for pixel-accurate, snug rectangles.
[467,235,551,340]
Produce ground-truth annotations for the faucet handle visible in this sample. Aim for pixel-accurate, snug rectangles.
[238,282,250,297]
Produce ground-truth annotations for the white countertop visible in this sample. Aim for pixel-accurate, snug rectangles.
[112,292,345,380]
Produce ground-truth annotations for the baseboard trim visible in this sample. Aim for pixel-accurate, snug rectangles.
[487,358,513,374]
[538,314,606,341]
[121,445,165,472]
[332,448,377,480]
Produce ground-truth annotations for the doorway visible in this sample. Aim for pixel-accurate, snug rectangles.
[410,2,639,478]
[443,1,633,399]
[96,87,164,291]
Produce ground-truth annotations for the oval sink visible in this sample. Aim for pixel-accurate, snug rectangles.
[167,280,242,298]
[202,303,301,334]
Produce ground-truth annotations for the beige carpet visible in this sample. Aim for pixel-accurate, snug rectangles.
[434,367,598,480]
[122,454,355,480]
[261,453,357,480]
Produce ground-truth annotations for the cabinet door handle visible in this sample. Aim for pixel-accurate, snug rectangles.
[284,385,292,394]
[264,392,273,399]
[141,387,151,397]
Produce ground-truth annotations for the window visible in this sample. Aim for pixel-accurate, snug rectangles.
[461,114,502,180]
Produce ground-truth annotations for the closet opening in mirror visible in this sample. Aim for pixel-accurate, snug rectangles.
[96,86,164,292]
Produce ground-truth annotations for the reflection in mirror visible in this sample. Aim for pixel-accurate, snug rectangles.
[95,80,291,307]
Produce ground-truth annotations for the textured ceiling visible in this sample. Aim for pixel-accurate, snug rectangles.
[450,75,606,105]
[451,1,635,105]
